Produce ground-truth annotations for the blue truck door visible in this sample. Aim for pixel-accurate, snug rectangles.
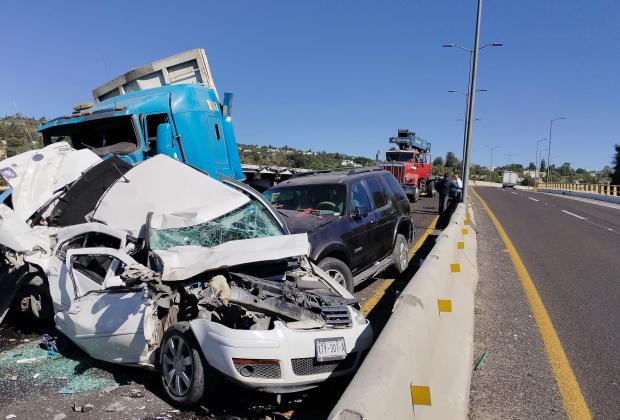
[207,116,230,175]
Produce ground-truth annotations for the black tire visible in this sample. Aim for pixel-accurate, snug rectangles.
[318,257,354,292]
[14,273,54,323]
[160,323,216,407]
[427,181,436,197]
[392,234,409,274]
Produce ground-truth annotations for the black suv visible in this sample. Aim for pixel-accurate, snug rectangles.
[264,168,413,291]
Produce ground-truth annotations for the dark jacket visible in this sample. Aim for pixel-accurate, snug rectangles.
[435,178,454,195]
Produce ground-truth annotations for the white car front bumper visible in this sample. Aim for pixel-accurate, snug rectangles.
[189,308,373,393]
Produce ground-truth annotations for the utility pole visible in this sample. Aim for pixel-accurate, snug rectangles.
[535,138,548,180]
[485,145,499,182]
[461,0,483,203]
[547,116,566,182]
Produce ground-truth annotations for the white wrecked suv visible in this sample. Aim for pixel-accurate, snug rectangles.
[0,144,373,406]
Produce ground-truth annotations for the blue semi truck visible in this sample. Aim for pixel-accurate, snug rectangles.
[37,48,244,180]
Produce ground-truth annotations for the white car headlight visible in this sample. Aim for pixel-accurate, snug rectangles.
[350,307,367,325]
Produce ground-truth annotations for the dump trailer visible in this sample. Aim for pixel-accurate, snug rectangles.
[36,48,244,180]
[382,129,436,202]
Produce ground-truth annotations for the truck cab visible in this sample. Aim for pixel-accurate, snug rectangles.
[37,49,244,181]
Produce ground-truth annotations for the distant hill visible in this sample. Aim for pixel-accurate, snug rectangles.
[0,115,44,159]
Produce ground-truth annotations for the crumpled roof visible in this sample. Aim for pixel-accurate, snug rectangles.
[91,155,250,236]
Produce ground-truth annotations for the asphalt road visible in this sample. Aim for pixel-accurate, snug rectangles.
[0,196,443,420]
[473,187,620,419]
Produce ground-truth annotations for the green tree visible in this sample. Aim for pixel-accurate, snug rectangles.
[445,152,458,168]
[539,159,547,172]
[611,143,620,185]
[527,162,536,170]
[433,156,444,166]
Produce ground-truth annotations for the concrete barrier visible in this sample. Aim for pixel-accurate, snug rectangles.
[329,203,478,419]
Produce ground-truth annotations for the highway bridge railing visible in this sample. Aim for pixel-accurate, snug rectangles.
[329,203,478,420]
[537,182,619,196]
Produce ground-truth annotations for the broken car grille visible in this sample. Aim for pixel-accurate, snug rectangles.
[233,361,282,379]
[291,353,357,376]
[321,305,352,328]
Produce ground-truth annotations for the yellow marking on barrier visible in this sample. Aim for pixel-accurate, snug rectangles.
[361,215,440,316]
[437,299,452,313]
[360,279,394,316]
[464,219,470,225]
[450,263,460,273]
[457,241,464,249]
[411,385,432,406]
[462,228,469,235]
[472,187,592,420]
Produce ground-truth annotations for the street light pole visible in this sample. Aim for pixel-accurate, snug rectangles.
[547,116,567,182]
[535,138,548,180]
[485,145,499,182]
[506,153,517,171]
[449,89,486,166]
[461,0,483,203]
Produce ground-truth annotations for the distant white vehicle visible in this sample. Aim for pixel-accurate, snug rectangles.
[502,171,518,189]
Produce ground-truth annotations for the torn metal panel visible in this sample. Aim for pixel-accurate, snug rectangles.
[91,155,250,235]
[153,234,310,281]
[0,142,100,221]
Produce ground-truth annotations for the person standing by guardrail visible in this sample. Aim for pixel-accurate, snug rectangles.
[436,173,454,213]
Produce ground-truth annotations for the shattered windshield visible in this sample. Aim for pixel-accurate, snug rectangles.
[264,184,345,216]
[149,201,283,250]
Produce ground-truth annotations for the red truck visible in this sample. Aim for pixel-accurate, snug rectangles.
[382,129,436,202]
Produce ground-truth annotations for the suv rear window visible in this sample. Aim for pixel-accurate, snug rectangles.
[365,177,389,209]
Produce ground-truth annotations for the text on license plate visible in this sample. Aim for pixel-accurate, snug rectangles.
[315,337,347,362]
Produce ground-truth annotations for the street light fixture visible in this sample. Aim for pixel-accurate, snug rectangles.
[485,145,500,181]
[535,138,549,180]
[547,116,567,182]
[443,15,503,202]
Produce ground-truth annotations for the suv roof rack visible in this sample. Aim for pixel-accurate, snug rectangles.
[291,166,384,179]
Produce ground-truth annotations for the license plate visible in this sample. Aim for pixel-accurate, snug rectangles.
[315,337,347,362]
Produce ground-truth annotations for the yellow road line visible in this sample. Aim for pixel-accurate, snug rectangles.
[472,187,592,420]
[362,215,440,316]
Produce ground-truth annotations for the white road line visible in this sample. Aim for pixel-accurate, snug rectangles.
[561,210,587,220]
[511,192,518,195]
[528,197,540,202]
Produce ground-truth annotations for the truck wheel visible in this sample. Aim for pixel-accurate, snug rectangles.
[392,234,409,274]
[427,180,436,197]
[160,323,217,407]
[411,186,420,203]
[318,257,354,292]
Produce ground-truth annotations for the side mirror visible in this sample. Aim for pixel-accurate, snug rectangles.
[222,92,234,119]
[155,123,174,156]
[352,205,368,219]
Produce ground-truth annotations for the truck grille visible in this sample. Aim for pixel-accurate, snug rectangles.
[321,306,352,328]
[291,353,357,376]
[233,361,281,379]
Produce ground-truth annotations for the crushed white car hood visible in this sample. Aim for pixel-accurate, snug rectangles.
[0,142,101,221]
[92,155,250,236]
[154,233,310,281]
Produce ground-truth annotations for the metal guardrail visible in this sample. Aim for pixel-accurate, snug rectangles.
[538,182,619,196]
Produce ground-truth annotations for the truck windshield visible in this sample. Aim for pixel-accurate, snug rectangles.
[386,151,415,162]
[42,116,139,158]
[264,185,346,216]
[148,200,284,251]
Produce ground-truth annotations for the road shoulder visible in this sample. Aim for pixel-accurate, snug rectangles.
[468,193,566,419]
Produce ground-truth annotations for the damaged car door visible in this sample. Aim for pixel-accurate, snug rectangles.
[52,247,149,365]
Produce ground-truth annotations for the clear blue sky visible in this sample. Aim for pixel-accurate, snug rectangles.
[1,1,618,170]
